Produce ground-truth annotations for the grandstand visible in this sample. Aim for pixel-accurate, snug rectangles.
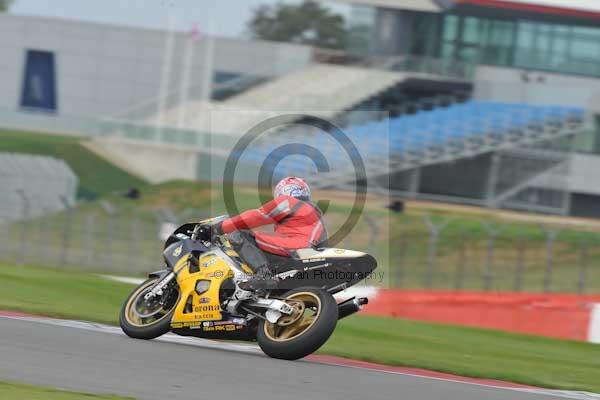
[0,1,599,216]
[246,101,583,174]
[235,99,583,213]
[0,153,77,221]
[96,65,588,215]
[143,63,469,136]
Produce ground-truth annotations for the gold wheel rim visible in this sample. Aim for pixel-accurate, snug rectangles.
[124,279,179,328]
[263,292,322,342]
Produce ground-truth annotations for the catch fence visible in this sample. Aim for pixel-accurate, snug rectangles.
[1,194,599,294]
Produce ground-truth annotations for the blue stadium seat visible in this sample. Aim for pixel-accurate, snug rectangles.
[239,101,584,173]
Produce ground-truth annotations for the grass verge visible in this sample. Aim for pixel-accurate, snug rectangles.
[1,263,599,393]
[0,263,133,324]
[0,380,132,399]
[320,315,600,393]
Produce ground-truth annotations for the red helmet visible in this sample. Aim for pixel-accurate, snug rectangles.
[274,176,311,201]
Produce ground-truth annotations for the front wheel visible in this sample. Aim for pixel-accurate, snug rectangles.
[257,287,338,360]
[119,277,179,340]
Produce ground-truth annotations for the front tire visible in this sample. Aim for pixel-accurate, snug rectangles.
[119,278,179,340]
[257,287,338,360]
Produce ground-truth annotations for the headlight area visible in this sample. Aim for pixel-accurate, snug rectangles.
[195,280,211,295]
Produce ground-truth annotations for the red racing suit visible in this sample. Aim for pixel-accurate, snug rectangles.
[221,196,327,256]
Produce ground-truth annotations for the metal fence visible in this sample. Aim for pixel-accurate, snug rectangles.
[0,198,210,275]
[1,194,599,294]
[389,217,600,294]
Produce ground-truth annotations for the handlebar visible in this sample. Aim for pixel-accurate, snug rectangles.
[190,224,206,241]
[190,223,220,243]
[190,224,203,241]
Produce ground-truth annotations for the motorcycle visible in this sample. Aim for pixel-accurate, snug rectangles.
[119,216,377,360]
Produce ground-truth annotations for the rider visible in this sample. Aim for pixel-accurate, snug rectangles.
[212,176,327,290]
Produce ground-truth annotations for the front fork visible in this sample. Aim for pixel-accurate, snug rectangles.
[144,270,176,300]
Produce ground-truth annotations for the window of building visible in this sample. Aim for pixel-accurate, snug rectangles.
[481,19,515,66]
[462,17,481,44]
[458,46,479,63]
[570,27,600,75]
[514,22,536,68]
[346,5,377,55]
[407,11,442,57]
[443,15,459,41]
[572,116,600,154]
[20,50,57,112]
[440,13,600,77]
[549,25,570,69]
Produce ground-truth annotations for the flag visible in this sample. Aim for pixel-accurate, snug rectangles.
[189,23,201,42]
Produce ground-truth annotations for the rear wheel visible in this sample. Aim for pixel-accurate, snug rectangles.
[119,277,179,340]
[257,287,338,360]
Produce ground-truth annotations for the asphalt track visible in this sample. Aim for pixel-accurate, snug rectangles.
[0,316,591,400]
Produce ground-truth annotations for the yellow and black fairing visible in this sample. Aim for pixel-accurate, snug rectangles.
[164,232,256,340]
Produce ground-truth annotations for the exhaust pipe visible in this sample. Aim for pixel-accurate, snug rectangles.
[337,296,368,319]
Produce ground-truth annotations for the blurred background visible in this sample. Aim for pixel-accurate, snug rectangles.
[1,0,600,341]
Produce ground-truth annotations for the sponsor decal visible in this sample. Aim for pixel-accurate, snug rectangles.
[303,263,331,271]
[172,321,202,328]
[206,271,225,278]
[172,245,183,257]
[275,270,299,279]
[192,312,219,320]
[193,304,220,313]
[202,258,217,268]
[303,258,325,263]
[334,249,345,254]
[211,319,247,326]
[202,320,246,332]
[211,324,237,332]
[213,319,245,326]
[198,297,211,304]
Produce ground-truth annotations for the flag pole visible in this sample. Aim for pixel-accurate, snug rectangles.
[201,20,215,102]
[178,23,199,129]
[156,14,176,142]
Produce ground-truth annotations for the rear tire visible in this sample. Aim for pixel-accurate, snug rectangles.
[119,278,177,340]
[257,287,338,360]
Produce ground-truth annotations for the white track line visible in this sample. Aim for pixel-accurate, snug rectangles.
[99,275,145,285]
